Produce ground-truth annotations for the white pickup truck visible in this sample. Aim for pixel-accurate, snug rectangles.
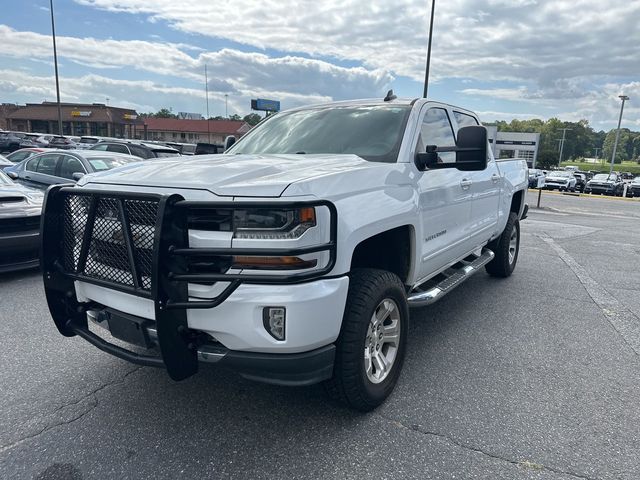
[41,94,528,411]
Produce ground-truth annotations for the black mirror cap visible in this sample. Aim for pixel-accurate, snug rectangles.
[224,135,236,151]
[455,126,488,171]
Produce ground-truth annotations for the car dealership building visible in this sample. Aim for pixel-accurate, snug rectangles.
[485,126,540,168]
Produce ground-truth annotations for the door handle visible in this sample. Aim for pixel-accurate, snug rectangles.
[491,173,500,183]
[24,175,31,180]
[460,178,473,189]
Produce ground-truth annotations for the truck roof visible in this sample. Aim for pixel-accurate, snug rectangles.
[286,97,478,119]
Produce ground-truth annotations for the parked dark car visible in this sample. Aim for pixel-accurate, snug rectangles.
[528,168,545,188]
[573,172,587,193]
[628,176,640,198]
[194,142,224,155]
[0,132,37,152]
[48,136,78,150]
[0,169,43,272]
[89,141,179,159]
[6,150,142,190]
[164,141,196,155]
[584,173,625,196]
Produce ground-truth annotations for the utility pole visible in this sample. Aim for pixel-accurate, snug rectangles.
[558,128,572,165]
[50,0,63,136]
[609,95,629,175]
[225,94,229,119]
[204,64,211,144]
[422,0,436,98]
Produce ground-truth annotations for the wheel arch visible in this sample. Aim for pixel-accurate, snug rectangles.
[349,225,416,286]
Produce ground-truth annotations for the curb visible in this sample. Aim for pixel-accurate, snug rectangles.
[527,189,639,202]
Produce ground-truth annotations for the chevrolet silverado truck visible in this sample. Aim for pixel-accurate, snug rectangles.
[41,94,528,411]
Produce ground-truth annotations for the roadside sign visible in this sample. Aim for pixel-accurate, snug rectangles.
[537,176,545,188]
[251,98,280,112]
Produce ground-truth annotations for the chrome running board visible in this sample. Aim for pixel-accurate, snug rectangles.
[407,248,495,308]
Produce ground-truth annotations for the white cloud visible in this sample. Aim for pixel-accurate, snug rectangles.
[72,0,640,84]
[0,69,332,117]
[0,25,392,102]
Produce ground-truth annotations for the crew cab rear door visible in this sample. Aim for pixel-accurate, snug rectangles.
[451,110,501,245]
[413,106,475,279]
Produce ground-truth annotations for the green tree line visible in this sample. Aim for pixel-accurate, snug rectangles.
[488,118,640,169]
[139,109,263,126]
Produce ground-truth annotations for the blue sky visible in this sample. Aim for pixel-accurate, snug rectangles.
[1,0,638,130]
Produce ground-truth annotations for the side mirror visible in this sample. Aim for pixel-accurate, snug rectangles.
[452,126,488,171]
[224,135,236,151]
[6,171,18,180]
[415,126,488,172]
[72,172,85,181]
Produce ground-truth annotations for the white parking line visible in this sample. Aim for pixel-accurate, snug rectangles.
[539,234,640,357]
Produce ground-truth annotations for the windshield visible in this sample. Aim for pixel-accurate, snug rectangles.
[592,174,615,181]
[88,156,140,171]
[229,105,412,163]
[80,137,99,144]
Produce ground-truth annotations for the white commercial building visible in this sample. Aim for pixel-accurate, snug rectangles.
[485,126,540,168]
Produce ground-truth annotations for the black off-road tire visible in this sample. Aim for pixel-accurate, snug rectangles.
[324,268,409,411]
[485,212,520,278]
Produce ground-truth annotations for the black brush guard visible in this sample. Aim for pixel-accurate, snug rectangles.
[41,185,337,381]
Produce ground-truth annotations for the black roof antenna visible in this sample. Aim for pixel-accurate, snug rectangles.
[383,89,397,102]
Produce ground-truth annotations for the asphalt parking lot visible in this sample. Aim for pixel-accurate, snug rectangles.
[1,191,639,480]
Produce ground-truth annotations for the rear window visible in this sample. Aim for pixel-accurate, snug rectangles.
[153,150,180,158]
[80,137,99,144]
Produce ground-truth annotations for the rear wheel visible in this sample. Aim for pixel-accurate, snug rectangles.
[324,269,409,411]
[485,212,520,278]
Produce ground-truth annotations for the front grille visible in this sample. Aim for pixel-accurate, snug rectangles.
[0,215,41,234]
[63,194,158,291]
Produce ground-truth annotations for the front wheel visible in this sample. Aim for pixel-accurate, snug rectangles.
[324,269,409,411]
[485,212,520,278]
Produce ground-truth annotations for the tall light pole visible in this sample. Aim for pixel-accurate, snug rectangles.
[204,64,211,144]
[50,0,63,136]
[609,95,629,175]
[422,0,436,98]
[225,94,229,119]
[558,128,572,165]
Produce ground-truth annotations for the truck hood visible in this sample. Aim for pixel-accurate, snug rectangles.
[80,153,377,197]
[0,183,43,219]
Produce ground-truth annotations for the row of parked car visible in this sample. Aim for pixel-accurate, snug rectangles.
[0,130,240,271]
[528,167,640,198]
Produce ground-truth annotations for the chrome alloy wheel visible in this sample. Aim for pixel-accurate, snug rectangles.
[364,298,401,384]
[508,225,518,265]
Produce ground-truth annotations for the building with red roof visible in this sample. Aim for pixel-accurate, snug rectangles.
[142,117,251,144]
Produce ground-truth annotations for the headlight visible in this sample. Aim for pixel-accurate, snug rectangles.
[233,207,316,239]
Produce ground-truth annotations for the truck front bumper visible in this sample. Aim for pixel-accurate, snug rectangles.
[41,185,340,383]
[81,308,337,386]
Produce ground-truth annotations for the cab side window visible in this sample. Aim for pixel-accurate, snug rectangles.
[59,155,86,180]
[25,157,40,172]
[34,154,59,176]
[417,108,456,163]
[453,111,479,128]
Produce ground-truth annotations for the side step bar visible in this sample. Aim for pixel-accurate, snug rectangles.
[407,248,495,308]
